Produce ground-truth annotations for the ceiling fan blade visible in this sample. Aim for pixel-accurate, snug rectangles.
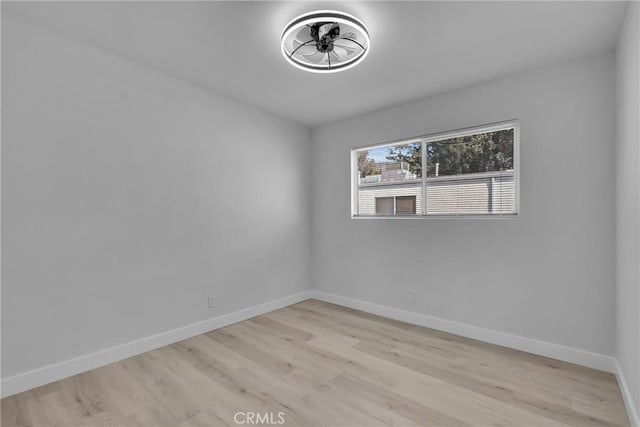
[291,40,316,56]
[301,49,317,57]
[338,32,356,40]
[333,44,357,55]
[295,26,311,42]
[336,36,366,50]
[331,45,349,61]
[302,51,325,63]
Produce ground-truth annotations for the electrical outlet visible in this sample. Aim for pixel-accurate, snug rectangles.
[208,295,216,309]
[410,289,417,303]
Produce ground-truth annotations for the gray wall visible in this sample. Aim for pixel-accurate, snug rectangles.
[1,16,311,378]
[311,52,616,356]
[616,1,640,418]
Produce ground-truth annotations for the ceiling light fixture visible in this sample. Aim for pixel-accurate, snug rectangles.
[281,10,370,73]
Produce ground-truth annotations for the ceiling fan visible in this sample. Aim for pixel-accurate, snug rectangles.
[281,11,370,73]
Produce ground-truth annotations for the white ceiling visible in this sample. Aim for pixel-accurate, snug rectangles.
[3,1,628,127]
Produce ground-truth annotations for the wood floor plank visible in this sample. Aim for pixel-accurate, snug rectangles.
[305,332,571,427]
[1,299,630,426]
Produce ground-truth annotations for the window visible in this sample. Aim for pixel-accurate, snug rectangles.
[375,196,417,215]
[352,121,519,217]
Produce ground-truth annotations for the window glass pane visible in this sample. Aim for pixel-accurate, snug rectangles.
[356,142,422,216]
[358,142,422,183]
[426,128,515,215]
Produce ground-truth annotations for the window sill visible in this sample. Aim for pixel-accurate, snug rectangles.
[351,213,519,219]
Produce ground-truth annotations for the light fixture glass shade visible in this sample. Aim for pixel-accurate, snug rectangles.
[281,10,370,73]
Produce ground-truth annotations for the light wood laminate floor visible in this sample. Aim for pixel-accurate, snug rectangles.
[1,299,630,426]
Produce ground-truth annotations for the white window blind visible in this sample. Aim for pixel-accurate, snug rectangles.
[352,122,519,217]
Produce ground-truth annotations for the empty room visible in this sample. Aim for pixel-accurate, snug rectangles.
[1,1,639,426]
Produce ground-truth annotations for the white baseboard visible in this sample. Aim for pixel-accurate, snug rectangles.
[615,359,640,427]
[3,287,629,425]
[309,290,616,373]
[1,291,314,398]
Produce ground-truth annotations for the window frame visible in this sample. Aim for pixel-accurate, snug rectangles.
[351,120,520,219]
